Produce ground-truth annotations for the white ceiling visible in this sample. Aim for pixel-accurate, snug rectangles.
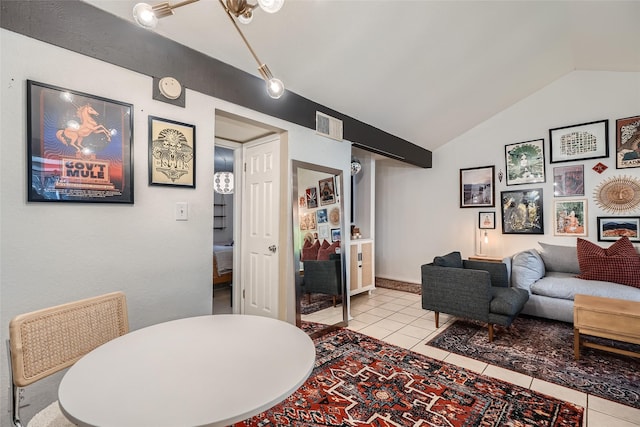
[86,0,640,152]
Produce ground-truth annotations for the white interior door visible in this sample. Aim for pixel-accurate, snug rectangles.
[241,136,280,317]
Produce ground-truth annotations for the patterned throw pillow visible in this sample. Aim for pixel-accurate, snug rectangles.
[317,240,340,261]
[576,237,640,288]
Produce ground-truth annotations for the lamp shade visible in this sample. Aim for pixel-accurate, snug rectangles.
[214,172,234,194]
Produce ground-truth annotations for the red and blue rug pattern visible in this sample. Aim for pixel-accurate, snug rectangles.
[235,328,583,426]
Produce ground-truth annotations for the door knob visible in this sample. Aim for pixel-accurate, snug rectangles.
[268,245,277,253]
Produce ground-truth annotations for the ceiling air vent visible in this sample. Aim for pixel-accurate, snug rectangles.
[316,111,343,141]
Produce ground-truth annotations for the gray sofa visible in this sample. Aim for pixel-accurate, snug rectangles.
[504,242,640,323]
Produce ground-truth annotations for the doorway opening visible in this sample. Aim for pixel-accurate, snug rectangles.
[212,110,282,315]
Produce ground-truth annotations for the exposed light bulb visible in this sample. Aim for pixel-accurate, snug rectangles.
[238,11,253,24]
[258,0,284,13]
[266,77,284,99]
[483,231,489,244]
[133,3,158,28]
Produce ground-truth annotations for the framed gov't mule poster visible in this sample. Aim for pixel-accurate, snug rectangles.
[27,80,134,203]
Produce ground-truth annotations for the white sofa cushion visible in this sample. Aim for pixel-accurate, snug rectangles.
[511,249,545,292]
[538,242,581,274]
[530,271,640,301]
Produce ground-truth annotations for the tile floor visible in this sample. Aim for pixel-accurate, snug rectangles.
[302,287,640,427]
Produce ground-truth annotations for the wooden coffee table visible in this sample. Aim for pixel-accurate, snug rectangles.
[573,294,640,360]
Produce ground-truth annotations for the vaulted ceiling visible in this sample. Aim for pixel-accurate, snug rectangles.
[86,0,640,152]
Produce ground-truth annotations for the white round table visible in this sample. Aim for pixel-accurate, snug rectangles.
[58,315,315,427]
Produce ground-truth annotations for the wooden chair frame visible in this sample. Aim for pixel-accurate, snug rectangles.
[7,292,128,427]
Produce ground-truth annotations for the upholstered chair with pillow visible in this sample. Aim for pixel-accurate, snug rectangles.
[301,240,342,306]
[421,251,529,341]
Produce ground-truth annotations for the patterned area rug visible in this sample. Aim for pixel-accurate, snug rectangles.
[235,328,583,426]
[301,293,343,315]
[427,316,640,409]
[375,277,421,294]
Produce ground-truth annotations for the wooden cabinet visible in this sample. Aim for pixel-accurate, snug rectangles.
[350,239,375,295]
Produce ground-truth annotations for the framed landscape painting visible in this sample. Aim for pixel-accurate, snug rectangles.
[501,188,544,234]
[505,139,545,185]
[597,216,640,242]
[460,165,495,208]
[553,199,587,236]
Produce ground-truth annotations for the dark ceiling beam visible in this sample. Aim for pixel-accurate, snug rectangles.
[1,0,432,168]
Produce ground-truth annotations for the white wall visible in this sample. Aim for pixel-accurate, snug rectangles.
[0,29,350,424]
[376,70,640,284]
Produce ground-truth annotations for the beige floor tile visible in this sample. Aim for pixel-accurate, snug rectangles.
[397,306,428,318]
[358,324,394,340]
[366,307,395,318]
[346,319,368,331]
[382,331,422,349]
[588,409,640,427]
[369,294,396,303]
[373,317,407,332]
[386,312,418,324]
[588,396,640,424]
[443,353,488,374]
[411,341,449,360]
[482,365,532,389]
[352,312,384,324]
[531,378,587,408]
[397,324,433,340]
[378,302,407,312]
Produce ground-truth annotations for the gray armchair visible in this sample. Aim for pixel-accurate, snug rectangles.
[421,252,529,341]
[302,254,342,306]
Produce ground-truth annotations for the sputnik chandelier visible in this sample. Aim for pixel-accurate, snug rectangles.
[133,0,285,99]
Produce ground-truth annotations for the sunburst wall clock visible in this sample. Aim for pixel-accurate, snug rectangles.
[593,175,640,213]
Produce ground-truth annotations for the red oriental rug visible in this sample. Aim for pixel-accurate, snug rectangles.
[235,328,583,426]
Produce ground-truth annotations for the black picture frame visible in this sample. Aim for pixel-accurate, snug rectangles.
[549,119,609,163]
[597,216,640,242]
[501,188,544,234]
[148,116,196,188]
[27,80,134,203]
[615,115,640,169]
[460,165,495,208]
[479,211,496,229]
[504,139,545,185]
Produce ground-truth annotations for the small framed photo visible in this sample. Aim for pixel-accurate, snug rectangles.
[460,165,495,208]
[319,177,336,206]
[553,199,587,236]
[318,225,330,242]
[27,80,134,203]
[331,228,341,242]
[479,212,495,229]
[549,120,609,163]
[597,216,640,242]
[505,139,545,185]
[501,188,544,234]
[616,115,640,169]
[316,208,328,224]
[306,187,318,208]
[553,165,584,197]
[148,116,195,188]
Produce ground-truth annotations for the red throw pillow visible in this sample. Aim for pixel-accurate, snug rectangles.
[301,240,320,261]
[317,240,340,261]
[576,237,640,288]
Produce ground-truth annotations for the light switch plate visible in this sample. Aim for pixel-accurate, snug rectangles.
[175,202,188,221]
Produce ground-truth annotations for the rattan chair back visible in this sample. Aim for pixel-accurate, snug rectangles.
[9,291,129,387]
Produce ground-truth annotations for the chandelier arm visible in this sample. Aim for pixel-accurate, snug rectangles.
[170,0,201,11]
[218,0,264,68]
